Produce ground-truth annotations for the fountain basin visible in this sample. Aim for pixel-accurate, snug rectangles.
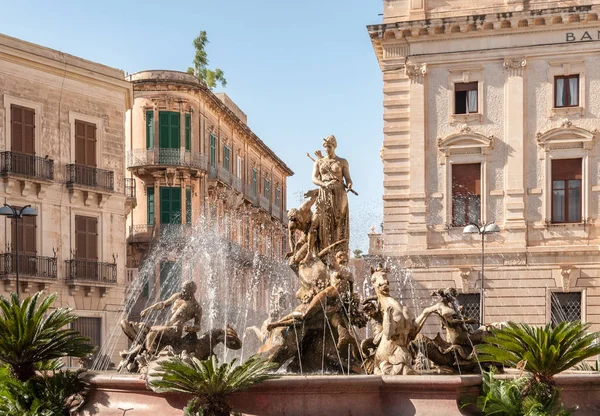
[81,373,600,415]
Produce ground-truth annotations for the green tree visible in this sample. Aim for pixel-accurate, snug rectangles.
[0,292,94,381]
[352,249,363,258]
[150,355,279,416]
[187,31,227,90]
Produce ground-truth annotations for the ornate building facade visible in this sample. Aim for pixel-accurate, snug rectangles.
[125,70,293,321]
[368,1,600,332]
[0,33,133,361]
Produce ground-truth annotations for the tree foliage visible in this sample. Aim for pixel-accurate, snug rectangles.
[151,355,279,416]
[187,31,227,90]
[0,292,94,381]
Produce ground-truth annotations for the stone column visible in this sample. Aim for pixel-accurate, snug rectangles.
[406,62,428,250]
[503,58,527,239]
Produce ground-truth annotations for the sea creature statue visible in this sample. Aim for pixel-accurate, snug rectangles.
[117,281,242,374]
[258,135,365,374]
[412,287,492,374]
[368,265,440,375]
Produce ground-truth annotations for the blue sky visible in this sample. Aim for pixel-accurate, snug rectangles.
[0,0,384,251]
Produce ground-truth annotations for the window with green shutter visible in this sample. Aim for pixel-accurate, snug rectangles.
[160,261,181,301]
[159,111,180,149]
[147,187,155,225]
[210,134,217,167]
[160,187,182,225]
[252,169,257,196]
[223,146,230,171]
[186,188,192,224]
[185,113,191,151]
[264,179,270,200]
[275,188,281,208]
[146,111,154,149]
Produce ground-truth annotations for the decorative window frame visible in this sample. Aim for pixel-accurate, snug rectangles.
[438,126,495,228]
[547,60,586,118]
[3,95,43,155]
[2,199,43,256]
[545,287,586,325]
[69,112,104,166]
[536,120,597,225]
[447,66,484,124]
[70,210,104,263]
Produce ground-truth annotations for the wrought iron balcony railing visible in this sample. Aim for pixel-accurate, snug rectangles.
[244,186,257,205]
[232,176,242,193]
[0,151,54,180]
[64,259,117,283]
[259,195,270,211]
[125,178,136,199]
[127,149,208,171]
[217,166,230,184]
[128,224,155,243]
[272,205,282,221]
[0,253,57,278]
[66,164,114,191]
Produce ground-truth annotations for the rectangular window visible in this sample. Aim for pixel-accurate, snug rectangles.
[147,187,155,225]
[237,156,242,178]
[72,317,102,351]
[210,134,217,167]
[159,187,182,225]
[456,293,481,331]
[554,75,579,108]
[264,179,270,200]
[252,169,258,196]
[146,110,154,149]
[158,111,180,149]
[11,104,35,155]
[275,188,281,208]
[551,292,582,326]
[75,120,97,167]
[75,215,98,261]
[551,158,582,223]
[452,163,481,226]
[223,145,230,172]
[186,188,192,224]
[454,82,478,114]
[11,207,36,259]
[185,113,191,151]
[159,262,181,301]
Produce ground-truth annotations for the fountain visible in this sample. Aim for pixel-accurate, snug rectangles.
[80,136,600,415]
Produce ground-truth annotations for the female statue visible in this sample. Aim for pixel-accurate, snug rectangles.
[311,135,353,255]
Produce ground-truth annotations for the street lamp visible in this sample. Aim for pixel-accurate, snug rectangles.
[463,221,500,325]
[0,204,38,297]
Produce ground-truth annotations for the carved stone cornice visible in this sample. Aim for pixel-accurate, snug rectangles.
[503,58,527,76]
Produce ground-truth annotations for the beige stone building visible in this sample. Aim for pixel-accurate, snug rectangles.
[368,1,600,332]
[0,34,133,362]
[124,70,293,322]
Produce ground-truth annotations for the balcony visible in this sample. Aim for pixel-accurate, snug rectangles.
[125,178,136,200]
[244,187,257,205]
[232,176,242,193]
[217,166,230,184]
[127,149,208,171]
[66,164,114,192]
[0,253,57,279]
[65,259,117,284]
[128,224,156,243]
[272,205,282,221]
[0,152,54,181]
[259,195,270,212]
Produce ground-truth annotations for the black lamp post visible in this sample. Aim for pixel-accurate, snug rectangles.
[0,204,38,297]
[463,221,500,325]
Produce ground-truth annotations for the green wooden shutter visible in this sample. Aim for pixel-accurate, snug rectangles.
[265,179,270,200]
[275,188,281,208]
[160,187,182,225]
[252,169,257,196]
[147,187,155,225]
[185,114,191,151]
[160,261,181,301]
[186,188,192,224]
[159,111,180,149]
[170,112,180,148]
[223,146,230,171]
[210,134,216,167]
[146,111,154,149]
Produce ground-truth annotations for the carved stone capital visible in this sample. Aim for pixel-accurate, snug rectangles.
[404,62,427,80]
[503,58,527,75]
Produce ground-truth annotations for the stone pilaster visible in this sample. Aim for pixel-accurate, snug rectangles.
[503,58,527,237]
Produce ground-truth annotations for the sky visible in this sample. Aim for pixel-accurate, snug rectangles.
[0,0,384,252]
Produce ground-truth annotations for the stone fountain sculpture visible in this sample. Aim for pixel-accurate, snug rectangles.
[118,281,242,374]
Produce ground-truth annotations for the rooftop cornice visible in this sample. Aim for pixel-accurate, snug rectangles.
[368,5,600,66]
[131,72,294,177]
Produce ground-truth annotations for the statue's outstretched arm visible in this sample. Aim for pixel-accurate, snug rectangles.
[140,293,180,318]
[413,304,439,335]
[342,159,353,190]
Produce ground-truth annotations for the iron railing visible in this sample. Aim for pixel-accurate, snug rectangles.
[217,166,230,183]
[66,164,114,191]
[64,259,117,283]
[128,224,155,242]
[125,178,136,199]
[272,205,281,221]
[0,152,54,180]
[232,176,242,193]
[0,253,57,278]
[259,195,270,211]
[244,186,257,205]
[127,149,208,171]
[209,165,217,178]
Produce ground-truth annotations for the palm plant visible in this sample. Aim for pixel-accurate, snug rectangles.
[150,355,280,416]
[477,321,600,386]
[0,292,94,381]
